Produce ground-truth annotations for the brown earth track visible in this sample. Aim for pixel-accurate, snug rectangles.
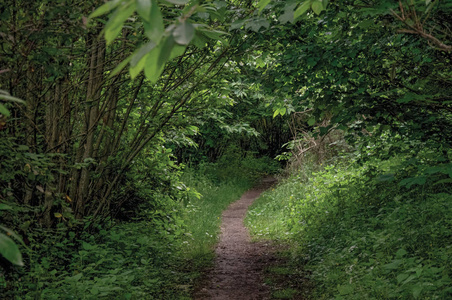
[193,177,278,300]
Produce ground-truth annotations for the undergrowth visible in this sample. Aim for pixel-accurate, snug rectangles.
[180,154,280,269]
[246,155,452,299]
[1,153,277,299]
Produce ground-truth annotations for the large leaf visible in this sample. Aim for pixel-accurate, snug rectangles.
[89,0,122,18]
[144,36,175,83]
[311,1,324,15]
[257,0,271,13]
[279,1,297,24]
[0,233,24,266]
[245,18,270,32]
[136,0,152,22]
[104,1,136,45]
[0,93,25,104]
[294,1,312,19]
[169,44,187,61]
[0,104,10,117]
[143,0,164,43]
[173,21,195,45]
[131,41,157,67]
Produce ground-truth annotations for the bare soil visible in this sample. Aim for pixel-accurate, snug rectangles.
[193,177,278,300]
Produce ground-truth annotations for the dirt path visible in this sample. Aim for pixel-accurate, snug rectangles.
[193,177,277,300]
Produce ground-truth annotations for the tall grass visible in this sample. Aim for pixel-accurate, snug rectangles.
[246,157,452,299]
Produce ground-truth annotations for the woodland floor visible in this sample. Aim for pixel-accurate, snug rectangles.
[193,177,280,300]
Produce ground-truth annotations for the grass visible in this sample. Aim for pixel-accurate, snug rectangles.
[246,156,452,299]
[272,288,298,299]
[245,181,294,242]
[1,154,280,299]
[180,164,254,267]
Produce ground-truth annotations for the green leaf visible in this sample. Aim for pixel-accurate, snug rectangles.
[230,19,247,30]
[434,178,452,185]
[311,1,323,15]
[0,93,25,104]
[144,36,175,83]
[130,57,147,79]
[17,145,29,151]
[308,117,315,126]
[246,18,270,32]
[257,0,271,13]
[67,273,83,282]
[412,286,423,298]
[294,1,312,19]
[199,29,227,41]
[191,31,209,48]
[143,0,164,43]
[378,173,395,182]
[82,242,95,250]
[397,273,409,283]
[397,92,423,104]
[279,2,297,24]
[173,21,195,45]
[129,42,157,79]
[131,41,157,68]
[395,248,407,258]
[0,204,13,210]
[0,226,24,246]
[399,176,427,188]
[402,274,417,285]
[166,0,189,4]
[337,284,354,295]
[136,0,152,22]
[158,36,175,66]
[0,233,24,266]
[169,44,187,60]
[0,104,10,117]
[384,259,402,270]
[279,107,286,116]
[104,1,136,45]
[89,0,121,18]
[108,55,133,78]
[144,46,161,83]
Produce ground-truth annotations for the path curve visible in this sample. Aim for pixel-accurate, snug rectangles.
[194,177,277,300]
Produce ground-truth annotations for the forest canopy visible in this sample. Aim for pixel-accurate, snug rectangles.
[0,0,451,298]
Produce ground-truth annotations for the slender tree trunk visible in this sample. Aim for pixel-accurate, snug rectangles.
[73,35,105,219]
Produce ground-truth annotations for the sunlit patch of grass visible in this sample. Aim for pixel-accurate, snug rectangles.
[180,164,253,263]
[245,178,300,241]
[247,157,452,299]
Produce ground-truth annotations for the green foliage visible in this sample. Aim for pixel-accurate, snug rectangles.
[2,0,451,298]
[2,178,192,299]
[0,89,25,117]
[0,226,24,266]
[181,152,280,263]
[90,0,230,82]
[180,164,252,265]
[247,154,452,299]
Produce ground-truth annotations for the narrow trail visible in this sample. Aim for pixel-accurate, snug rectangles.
[194,177,277,300]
